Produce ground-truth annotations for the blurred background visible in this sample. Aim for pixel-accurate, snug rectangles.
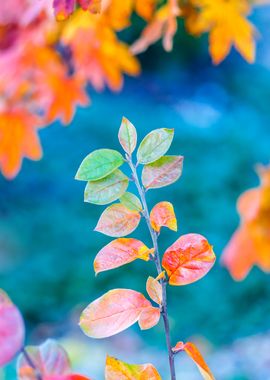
[1,2,270,380]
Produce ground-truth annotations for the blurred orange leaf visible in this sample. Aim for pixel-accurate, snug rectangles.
[53,0,101,21]
[162,233,215,285]
[150,201,177,233]
[222,165,270,280]
[79,289,152,338]
[172,341,215,380]
[94,238,153,274]
[186,0,256,64]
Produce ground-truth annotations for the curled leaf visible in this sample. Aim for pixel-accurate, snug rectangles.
[137,129,174,164]
[172,341,215,380]
[150,201,177,232]
[138,306,161,330]
[95,204,141,237]
[75,149,124,181]
[94,238,153,274]
[118,117,137,155]
[0,290,25,367]
[105,356,162,380]
[17,339,71,380]
[120,192,143,212]
[79,289,151,338]
[84,169,129,205]
[162,234,216,286]
[142,156,184,189]
[146,276,162,305]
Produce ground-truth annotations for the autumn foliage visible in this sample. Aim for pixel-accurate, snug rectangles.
[0,120,216,379]
[222,165,270,281]
[0,0,267,179]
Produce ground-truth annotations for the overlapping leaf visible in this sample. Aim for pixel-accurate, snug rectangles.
[17,339,70,380]
[172,341,215,380]
[95,204,141,237]
[76,149,124,181]
[150,201,177,232]
[84,170,129,205]
[79,289,152,338]
[94,238,153,274]
[105,356,162,380]
[137,129,174,164]
[0,290,25,367]
[162,233,216,285]
[120,192,142,212]
[146,276,162,305]
[142,156,184,189]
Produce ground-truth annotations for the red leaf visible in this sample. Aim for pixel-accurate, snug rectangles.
[162,234,216,285]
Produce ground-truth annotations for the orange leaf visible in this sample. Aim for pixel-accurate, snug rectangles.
[79,289,152,338]
[138,306,160,330]
[150,201,177,233]
[0,290,25,367]
[146,276,162,305]
[94,238,153,274]
[186,0,256,64]
[0,110,43,179]
[105,356,161,380]
[95,204,141,237]
[172,341,215,380]
[162,233,216,285]
[221,165,270,280]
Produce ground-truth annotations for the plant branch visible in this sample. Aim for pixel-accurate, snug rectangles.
[127,156,177,380]
[21,347,42,380]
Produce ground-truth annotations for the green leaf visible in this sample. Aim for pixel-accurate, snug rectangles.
[118,117,137,155]
[95,204,141,237]
[120,192,142,212]
[84,170,129,205]
[142,155,184,189]
[75,149,124,181]
[137,129,174,164]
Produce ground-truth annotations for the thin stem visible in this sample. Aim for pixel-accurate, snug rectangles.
[21,347,42,380]
[127,156,176,380]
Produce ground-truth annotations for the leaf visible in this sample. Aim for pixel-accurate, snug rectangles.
[142,155,184,189]
[75,149,124,181]
[95,204,141,237]
[0,290,25,367]
[105,356,162,380]
[150,201,177,232]
[185,0,255,64]
[131,2,180,54]
[94,238,153,274]
[172,341,215,380]
[17,339,70,380]
[118,117,137,155]
[162,233,216,286]
[79,289,151,338]
[146,276,162,305]
[0,110,43,180]
[137,129,174,164]
[138,306,160,330]
[221,165,270,280]
[120,192,142,212]
[45,375,91,380]
[84,170,129,205]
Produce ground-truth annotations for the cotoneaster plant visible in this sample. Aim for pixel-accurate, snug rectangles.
[0,119,216,380]
[75,118,216,380]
